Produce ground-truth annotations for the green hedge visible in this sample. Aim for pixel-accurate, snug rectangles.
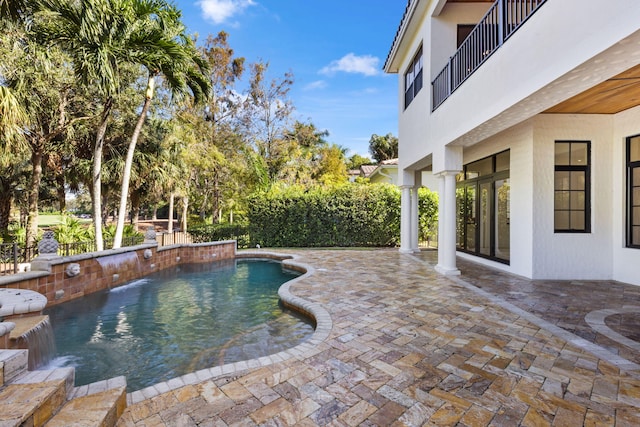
[189,223,250,248]
[189,185,438,249]
[247,184,404,248]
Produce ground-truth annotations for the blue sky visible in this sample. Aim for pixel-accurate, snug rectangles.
[172,0,408,158]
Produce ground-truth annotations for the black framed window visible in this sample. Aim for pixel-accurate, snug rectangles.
[627,135,640,248]
[554,141,590,233]
[404,46,423,109]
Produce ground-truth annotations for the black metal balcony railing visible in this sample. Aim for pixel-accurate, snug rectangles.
[432,0,547,111]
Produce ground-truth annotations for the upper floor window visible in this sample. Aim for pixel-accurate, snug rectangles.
[627,135,640,248]
[554,141,590,233]
[404,46,423,109]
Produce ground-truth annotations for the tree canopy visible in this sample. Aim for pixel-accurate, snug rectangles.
[0,1,400,245]
[369,133,399,163]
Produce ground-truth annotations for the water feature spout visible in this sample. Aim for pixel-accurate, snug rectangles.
[10,315,57,369]
[97,252,142,285]
[0,289,55,368]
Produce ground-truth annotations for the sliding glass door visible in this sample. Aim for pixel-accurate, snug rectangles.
[456,151,510,263]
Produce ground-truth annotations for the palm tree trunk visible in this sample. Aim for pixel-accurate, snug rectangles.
[181,196,188,232]
[92,98,113,251]
[168,192,175,233]
[130,189,141,231]
[56,174,66,213]
[113,76,154,248]
[25,140,43,248]
[0,182,11,238]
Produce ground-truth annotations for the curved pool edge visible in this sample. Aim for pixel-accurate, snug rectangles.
[128,250,332,405]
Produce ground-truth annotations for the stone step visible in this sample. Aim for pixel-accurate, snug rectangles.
[0,365,75,427]
[0,377,67,427]
[0,349,127,427]
[11,367,75,399]
[69,376,127,400]
[45,381,127,427]
[0,349,29,385]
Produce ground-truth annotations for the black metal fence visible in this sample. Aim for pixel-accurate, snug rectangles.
[0,233,186,276]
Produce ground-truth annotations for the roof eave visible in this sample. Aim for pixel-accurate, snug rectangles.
[384,0,425,73]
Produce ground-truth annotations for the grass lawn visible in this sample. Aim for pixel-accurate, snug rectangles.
[37,213,92,228]
[38,214,65,227]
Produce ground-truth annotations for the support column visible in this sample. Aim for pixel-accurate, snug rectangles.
[410,186,419,252]
[399,185,413,253]
[435,171,460,275]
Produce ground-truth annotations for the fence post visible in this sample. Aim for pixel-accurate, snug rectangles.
[12,242,18,274]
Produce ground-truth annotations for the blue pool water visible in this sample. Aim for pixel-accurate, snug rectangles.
[44,259,314,391]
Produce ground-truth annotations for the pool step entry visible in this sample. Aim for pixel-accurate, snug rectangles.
[0,349,127,427]
[46,377,127,427]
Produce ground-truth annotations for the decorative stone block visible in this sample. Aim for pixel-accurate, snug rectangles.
[65,263,80,277]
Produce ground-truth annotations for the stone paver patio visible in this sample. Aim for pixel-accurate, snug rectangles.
[115,249,640,426]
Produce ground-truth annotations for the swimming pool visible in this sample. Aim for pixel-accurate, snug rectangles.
[44,259,314,391]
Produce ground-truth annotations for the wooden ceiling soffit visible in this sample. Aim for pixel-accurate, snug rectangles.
[544,64,640,114]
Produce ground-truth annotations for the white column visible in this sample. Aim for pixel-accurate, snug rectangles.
[435,171,460,275]
[410,186,420,252]
[399,185,413,253]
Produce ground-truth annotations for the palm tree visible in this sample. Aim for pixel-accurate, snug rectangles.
[35,0,137,250]
[0,77,29,238]
[112,0,210,248]
[0,0,31,22]
[0,86,27,149]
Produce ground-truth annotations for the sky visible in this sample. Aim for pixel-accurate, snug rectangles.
[172,0,408,158]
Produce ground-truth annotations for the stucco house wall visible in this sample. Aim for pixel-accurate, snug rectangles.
[386,0,640,285]
[530,114,615,280]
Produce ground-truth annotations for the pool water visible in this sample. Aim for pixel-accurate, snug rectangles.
[44,259,314,391]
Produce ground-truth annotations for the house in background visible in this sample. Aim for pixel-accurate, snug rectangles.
[352,159,441,188]
[357,159,401,185]
[384,0,640,286]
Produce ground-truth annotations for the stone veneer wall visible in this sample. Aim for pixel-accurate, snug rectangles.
[0,241,236,309]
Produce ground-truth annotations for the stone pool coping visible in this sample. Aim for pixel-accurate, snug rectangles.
[0,288,48,318]
[127,250,331,404]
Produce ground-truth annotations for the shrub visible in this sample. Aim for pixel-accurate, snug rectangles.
[247,184,402,248]
[189,223,250,248]
[418,187,439,242]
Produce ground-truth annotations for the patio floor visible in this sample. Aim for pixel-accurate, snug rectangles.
[116,249,640,426]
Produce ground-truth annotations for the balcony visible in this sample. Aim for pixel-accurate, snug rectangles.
[431,0,547,111]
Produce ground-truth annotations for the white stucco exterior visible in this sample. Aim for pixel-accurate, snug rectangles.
[385,0,640,285]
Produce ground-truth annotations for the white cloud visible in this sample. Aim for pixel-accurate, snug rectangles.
[319,53,380,77]
[198,0,256,24]
[304,80,328,91]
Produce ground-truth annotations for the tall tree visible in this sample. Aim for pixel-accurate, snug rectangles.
[166,31,247,225]
[35,0,151,250]
[198,31,245,223]
[111,0,210,248]
[0,84,29,237]
[1,18,87,246]
[241,62,295,183]
[279,121,329,186]
[315,144,348,186]
[369,133,399,163]
[347,153,373,170]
